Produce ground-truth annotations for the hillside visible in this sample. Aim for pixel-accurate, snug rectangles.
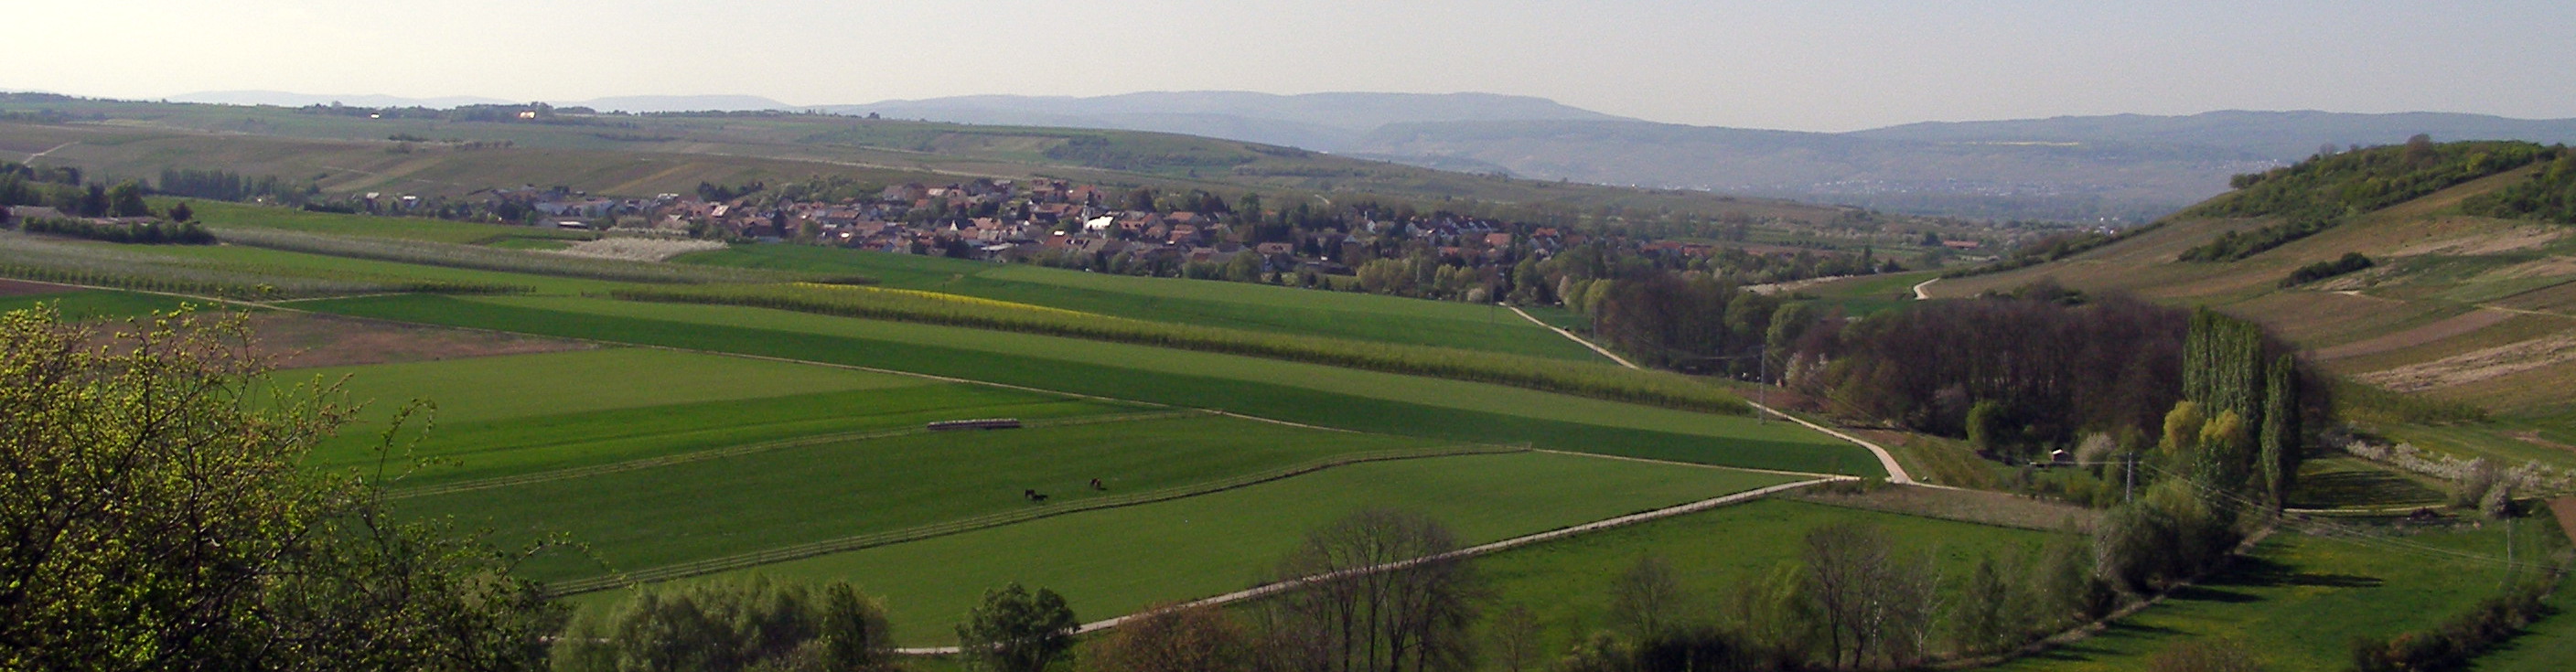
[1927,141,2576,468]
[0,94,1865,229]
[817,91,1630,151]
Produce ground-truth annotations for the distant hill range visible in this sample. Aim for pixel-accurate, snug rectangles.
[172,91,798,114]
[830,95,2576,222]
[816,91,1634,152]
[165,90,2576,221]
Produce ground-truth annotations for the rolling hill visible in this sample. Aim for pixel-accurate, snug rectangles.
[1925,140,2576,469]
[0,94,1862,229]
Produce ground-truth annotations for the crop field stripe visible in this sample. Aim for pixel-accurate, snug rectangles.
[392,410,1202,499]
[892,475,1841,655]
[542,444,1530,596]
[294,294,1874,475]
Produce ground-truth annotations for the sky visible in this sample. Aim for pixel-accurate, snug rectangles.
[13,0,2575,132]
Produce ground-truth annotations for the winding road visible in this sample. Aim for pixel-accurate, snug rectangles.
[891,477,1840,655]
[1506,305,1916,485]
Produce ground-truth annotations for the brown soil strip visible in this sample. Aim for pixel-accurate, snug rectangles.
[0,278,72,296]
[2551,497,2576,547]
[1791,484,2101,531]
[2313,308,2516,361]
[2356,334,2576,392]
[247,313,592,368]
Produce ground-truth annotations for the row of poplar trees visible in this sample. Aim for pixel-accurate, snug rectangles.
[2178,308,2307,508]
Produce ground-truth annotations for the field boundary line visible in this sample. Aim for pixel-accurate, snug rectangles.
[388,411,1200,499]
[1530,448,1843,480]
[542,445,1528,596]
[895,477,1843,655]
[1508,304,1916,484]
[1507,305,1637,368]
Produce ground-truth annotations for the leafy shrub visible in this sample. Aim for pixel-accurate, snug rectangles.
[2281,252,2374,287]
[2347,574,2560,672]
[2183,141,2551,261]
[2461,152,2576,223]
[14,217,214,244]
[552,576,896,672]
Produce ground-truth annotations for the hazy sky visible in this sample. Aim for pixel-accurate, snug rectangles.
[14,0,2573,132]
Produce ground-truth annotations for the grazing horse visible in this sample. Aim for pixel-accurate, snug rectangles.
[1089,478,1106,491]
[1024,488,1049,502]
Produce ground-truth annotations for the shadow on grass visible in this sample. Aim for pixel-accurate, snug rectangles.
[2203,554,2386,591]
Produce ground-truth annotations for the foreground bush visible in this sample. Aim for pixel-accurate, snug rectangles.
[552,576,896,672]
[0,306,562,671]
[2347,572,2562,672]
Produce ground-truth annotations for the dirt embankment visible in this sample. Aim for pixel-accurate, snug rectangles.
[2313,309,2516,361]
[0,278,72,296]
[248,313,591,368]
[2356,334,2576,392]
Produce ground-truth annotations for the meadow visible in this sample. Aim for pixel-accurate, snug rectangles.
[611,282,1746,413]
[1989,521,2553,672]
[1794,270,1938,316]
[0,232,528,298]
[1470,497,2064,660]
[567,451,1803,646]
[292,347,1137,485]
[169,199,596,245]
[296,293,1875,474]
[673,244,1608,361]
[0,285,211,320]
[402,414,1453,583]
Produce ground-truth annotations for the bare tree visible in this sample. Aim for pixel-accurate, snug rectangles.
[1262,509,1484,672]
[1803,522,1937,669]
[1486,603,1543,672]
[1607,556,1692,642]
[1083,603,1249,672]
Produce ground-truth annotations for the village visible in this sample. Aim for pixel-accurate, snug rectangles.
[484,176,1918,298]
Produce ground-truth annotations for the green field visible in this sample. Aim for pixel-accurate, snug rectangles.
[570,451,1802,646]
[1798,271,1936,316]
[1474,497,2062,658]
[1991,522,2546,672]
[676,244,1607,361]
[170,199,595,245]
[0,287,215,320]
[293,348,1136,484]
[296,293,1874,474]
[407,414,1442,581]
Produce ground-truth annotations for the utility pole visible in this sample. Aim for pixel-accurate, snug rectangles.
[2124,453,2135,504]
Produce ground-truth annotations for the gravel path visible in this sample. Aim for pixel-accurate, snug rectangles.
[1504,305,1915,484]
[894,476,1840,655]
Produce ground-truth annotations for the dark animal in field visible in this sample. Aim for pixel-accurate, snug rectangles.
[1089,478,1106,491]
[1024,489,1049,502]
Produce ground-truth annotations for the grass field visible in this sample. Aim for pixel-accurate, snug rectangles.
[292,348,1136,484]
[1991,521,2549,672]
[0,287,214,320]
[405,414,1440,582]
[1798,271,1937,316]
[565,451,1802,646]
[295,293,1875,475]
[675,244,1609,361]
[168,199,596,245]
[1473,497,2062,659]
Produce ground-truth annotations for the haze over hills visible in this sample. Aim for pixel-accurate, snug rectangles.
[154,89,2576,221]
[815,91,1633,151]
[171,91,798,114]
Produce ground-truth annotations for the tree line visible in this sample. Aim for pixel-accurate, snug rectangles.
[2184,138,2553,261]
